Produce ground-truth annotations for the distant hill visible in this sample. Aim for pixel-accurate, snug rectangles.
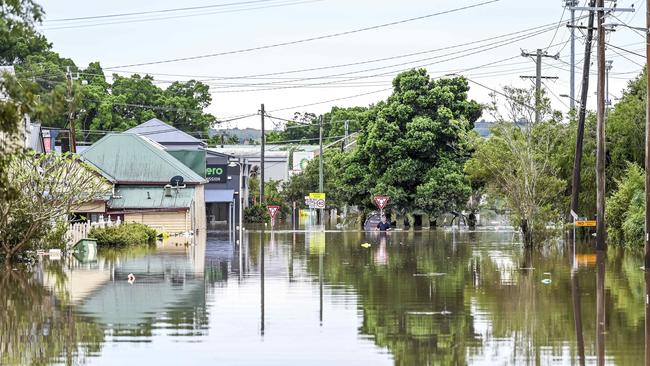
[210,128,262,142]
[474,120,494,137]
[213,121,505,141]
[473,119,529,137]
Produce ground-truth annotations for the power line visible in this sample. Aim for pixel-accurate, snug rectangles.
[205,27,558,94]
[605,42,645,59]
[97,18,579,81]
[104,0,501,69]
[541,80,570,109]
[41,0,323,30]
[545,5,567,52]
[461,76,536,111]
[30,20,584,89]
[45,0,282,22]
[268,88,393,112]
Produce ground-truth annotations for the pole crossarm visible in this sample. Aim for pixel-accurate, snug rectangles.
[570,6,634,12]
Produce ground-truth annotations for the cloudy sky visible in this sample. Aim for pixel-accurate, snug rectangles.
[39,0,646,130]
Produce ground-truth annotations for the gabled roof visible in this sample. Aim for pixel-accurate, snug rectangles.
[81,133,206,184]
[125,118,206,147]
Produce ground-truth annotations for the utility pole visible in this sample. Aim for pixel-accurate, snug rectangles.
[645,0,650,269]
[570,0,596,217]
[520,49,559,123]
[566,0,579,111]
[260,104,265,205]
[318,115,324,224]
[595,0,606,251]
[65,66,77,153]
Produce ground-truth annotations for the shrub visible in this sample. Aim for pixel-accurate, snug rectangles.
[89,223,157,248]
[622,192,645,247]
[42,220,68,251]
[606,163,645,246]
[244,204,270,223]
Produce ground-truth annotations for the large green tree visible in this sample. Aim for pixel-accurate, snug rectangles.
[340,69,481,219]
[0,0,49,64]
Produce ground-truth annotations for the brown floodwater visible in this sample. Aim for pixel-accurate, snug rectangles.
[0,229,646,365]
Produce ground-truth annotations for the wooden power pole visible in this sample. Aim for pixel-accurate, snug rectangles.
[570,0,596,217]
[65,66,77,153]
[595,0,606,251]
[645,0,650,269]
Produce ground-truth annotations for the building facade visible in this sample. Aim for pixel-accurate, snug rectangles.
[80,133,207,237]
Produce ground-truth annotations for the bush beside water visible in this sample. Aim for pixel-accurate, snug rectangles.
[89,223,157,248]
[244,204,270,223]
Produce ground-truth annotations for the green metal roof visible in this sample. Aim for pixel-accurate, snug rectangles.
[109,186,195,209]
[81,134,206,184]
[108,186,194,210]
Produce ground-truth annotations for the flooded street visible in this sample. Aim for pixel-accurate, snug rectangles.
[1,230,647,365]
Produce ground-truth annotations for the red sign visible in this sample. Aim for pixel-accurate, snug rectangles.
[373,195,389,209]
[267,205,281,220]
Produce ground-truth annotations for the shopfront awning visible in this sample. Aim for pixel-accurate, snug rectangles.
[205,188,234,203]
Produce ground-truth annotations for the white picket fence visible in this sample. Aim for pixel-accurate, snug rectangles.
[66,216,121,249]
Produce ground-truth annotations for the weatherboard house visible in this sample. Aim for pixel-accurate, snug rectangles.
[80,133,207,236]
[126,118,250,230]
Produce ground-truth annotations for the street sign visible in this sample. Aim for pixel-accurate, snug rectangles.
[374,195,389,209]
[267,205,280,220]
[309,192,326,200]
[315,199,326,209]
[575,220,597,227]
[570,210,578,220]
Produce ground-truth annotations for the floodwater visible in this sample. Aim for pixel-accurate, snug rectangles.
[1,229,647,365]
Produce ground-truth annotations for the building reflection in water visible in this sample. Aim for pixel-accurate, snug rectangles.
[0,262,105,365]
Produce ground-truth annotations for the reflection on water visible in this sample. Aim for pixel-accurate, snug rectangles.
[0,262,104,365]
[0,230,649,365]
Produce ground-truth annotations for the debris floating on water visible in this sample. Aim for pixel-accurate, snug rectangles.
[361,243,371,248]
[413,273,446,277]
[541,278,552,285]
[406,310,452,315]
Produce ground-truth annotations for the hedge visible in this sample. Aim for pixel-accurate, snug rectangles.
[89,223,157,248]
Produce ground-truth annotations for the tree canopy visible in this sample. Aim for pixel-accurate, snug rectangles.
[339,69,481,217]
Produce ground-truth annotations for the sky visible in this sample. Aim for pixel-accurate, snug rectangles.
[38,0,647,131]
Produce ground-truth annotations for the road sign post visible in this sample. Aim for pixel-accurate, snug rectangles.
[267,205,280,229]
[310,193,326,228]
[373,195,389,218]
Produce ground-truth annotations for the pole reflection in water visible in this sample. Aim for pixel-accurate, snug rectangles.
[289,231,295,282]
[571,240,585,366]
[646,270,650,366]
[319,243,323,326]
[596,250,606,366]
[260,229,265,335]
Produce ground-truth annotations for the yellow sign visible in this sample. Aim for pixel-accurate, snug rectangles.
[575,220,597,227]
[309,192,326,200]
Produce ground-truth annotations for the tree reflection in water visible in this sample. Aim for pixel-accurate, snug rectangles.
[303,231,647,365]
[0,262,104,366]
